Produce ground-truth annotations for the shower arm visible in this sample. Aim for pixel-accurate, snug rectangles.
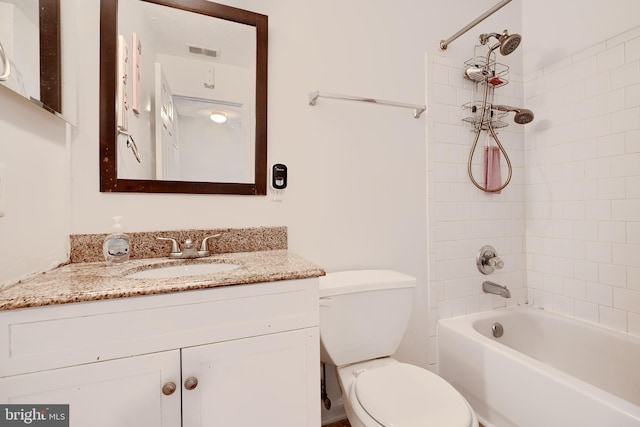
[439,0,512,51]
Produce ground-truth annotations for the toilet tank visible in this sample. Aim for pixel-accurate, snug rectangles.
[319,270,416,367]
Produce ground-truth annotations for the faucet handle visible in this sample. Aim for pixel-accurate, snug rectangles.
[477,245,504,275]
[198,234,222,257]
[487,256,504,269]
[156,236,181,255]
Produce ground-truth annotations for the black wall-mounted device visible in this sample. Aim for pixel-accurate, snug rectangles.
[272,164,287,189]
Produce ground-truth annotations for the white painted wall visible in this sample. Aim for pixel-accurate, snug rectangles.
[0,88,69,287]
[70,0,480,368]
[522,0,640,75]
[0,0,639,423]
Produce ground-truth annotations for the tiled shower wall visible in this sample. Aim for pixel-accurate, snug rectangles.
[524,26,640,335]
[426,53,527,368]
[427,26,640,368]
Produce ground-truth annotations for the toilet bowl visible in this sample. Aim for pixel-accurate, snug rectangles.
[319,270,478,427]
[337,359,477,427]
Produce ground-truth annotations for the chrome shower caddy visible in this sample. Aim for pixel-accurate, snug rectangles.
[462,47,510,132]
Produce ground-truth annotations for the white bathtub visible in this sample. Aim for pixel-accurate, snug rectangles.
[437,306,640,427]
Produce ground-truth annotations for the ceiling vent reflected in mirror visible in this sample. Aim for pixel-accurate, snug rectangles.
[187,44,220,59]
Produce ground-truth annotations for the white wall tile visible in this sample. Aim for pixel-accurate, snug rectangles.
[628,223,640,244]
[612,243,640,268]
[431,27,640,365]
[596,89,625,114]
[564,277,587,299]
[597,133,626,157]
[598,262,627,287]
[587,282,613,306]
[585,201,611,220]
[586,241,612,262]
[612,199,640,220]
[613,288,640,313]
[597,44,625,72]
[626,83,640,108]
[599,306,628,332]
[625,129,640,152]
[598,177,626,200]
[611,107,640,133]
[585,71,611,97]
[624,36,640,62]
[598,221,627,242]
[629,312,640,337]
[573,54,599,80]
[611,62,640,90]
[574,300,599,323]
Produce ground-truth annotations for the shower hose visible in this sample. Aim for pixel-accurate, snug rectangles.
[466,48,512,193]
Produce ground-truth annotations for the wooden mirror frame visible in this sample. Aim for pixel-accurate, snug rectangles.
[40,0,62,113]
[99,0,268,195]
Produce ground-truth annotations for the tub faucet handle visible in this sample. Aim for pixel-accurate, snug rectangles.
[477,245,504,274]
[487,256,504,269]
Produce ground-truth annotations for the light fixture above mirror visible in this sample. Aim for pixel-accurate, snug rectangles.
[100,0,268,195]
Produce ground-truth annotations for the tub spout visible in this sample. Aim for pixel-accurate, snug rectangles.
[483,281,511,298]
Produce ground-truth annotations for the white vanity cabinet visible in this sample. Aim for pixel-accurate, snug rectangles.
[0,350,182,426]
[0,278,320,427]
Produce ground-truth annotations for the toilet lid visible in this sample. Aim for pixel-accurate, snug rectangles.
[354,363,472,427]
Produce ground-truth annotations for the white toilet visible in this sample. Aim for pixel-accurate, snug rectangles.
[319,270,478,427]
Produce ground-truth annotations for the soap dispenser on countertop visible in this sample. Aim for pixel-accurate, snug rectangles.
[103,216,130,266]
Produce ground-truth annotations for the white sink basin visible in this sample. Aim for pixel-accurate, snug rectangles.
[126,262,240,279]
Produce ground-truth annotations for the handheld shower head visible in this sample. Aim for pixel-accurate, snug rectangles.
[493,105,535,124]
[480,30,522,56]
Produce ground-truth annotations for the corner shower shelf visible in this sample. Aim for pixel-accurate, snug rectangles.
[308,91,426,119]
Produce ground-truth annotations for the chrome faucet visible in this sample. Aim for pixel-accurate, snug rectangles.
[482,281,511,298]
[156,234,221,259]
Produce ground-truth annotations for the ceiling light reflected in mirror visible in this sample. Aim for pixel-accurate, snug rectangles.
[210,112,227,123]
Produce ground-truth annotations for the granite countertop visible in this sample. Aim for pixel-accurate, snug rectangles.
[0,250,325,311]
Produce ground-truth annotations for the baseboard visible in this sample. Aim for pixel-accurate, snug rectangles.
[321,399,346,426]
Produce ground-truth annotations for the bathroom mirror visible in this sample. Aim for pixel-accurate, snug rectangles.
[100,0,268,194]
[0,0,72,120]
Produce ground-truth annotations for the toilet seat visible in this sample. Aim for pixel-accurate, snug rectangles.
[353,363,473,427]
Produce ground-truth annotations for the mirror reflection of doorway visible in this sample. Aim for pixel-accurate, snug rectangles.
[154,63,178,180]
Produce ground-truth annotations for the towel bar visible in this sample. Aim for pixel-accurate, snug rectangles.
[308,91,425,118]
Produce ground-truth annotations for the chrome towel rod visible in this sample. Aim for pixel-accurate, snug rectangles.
[309,91,426,119]
[440,0,512,51]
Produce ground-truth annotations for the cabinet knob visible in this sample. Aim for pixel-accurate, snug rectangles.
[162,382,177,396]
[184,376,199,391]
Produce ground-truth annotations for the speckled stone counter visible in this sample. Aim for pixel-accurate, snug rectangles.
[70,226,288,263]
[0,250,325,311]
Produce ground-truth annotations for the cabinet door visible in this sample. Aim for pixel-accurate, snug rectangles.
[0,350,181,427]
[182,328,320,427]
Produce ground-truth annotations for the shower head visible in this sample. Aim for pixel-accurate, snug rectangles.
[480,30,522,56]
[493,105,535,124]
